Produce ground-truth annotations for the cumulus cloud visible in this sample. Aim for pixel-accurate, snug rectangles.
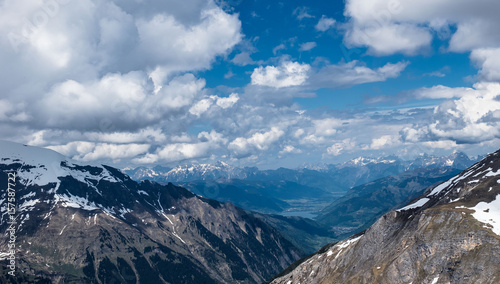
[251,61,311,88]
[366,135,401,150]
[228,127,285,157]
[189,98,213,117]
[215,93,239,109]
[345,23,432,56]
[279,145,302,155]
[188,93,240,117]
[401,82,500,144]
[0,0,247,165]
[470,48,500,82]
[327,139,356,156]
[134,130,227,164]
[315,16,336,32]
[37,72,205,130]
[343,0,500,58]
[0,0,241,132]
[313,118,343,137]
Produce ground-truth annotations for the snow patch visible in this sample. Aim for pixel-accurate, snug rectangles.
[19,199,40,211]
[397,198,429,211]
[485,169,500,177]
[334,235,363,258]
[428,180,453,196]
[469,194,500,235]
[56,193,99,211]
[59,225,67,235]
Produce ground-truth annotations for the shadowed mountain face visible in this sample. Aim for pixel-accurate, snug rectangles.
[0,141,301,283]
[179,179,335,214]
[270,149,500,284]
[316,167,461,239]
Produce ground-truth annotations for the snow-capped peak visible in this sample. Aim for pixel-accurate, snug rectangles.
[0,140,66,168]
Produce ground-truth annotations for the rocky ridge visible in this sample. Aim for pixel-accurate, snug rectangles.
[270,148,500,284]
[0,141,301,283]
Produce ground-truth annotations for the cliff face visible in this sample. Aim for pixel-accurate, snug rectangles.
[0,141,301,283]
[271,149,500,284]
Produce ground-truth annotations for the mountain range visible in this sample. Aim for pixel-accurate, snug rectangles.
[124,152,479,192]
[0,141,301,283]
[270,148,500,283]
[123,152,480,219]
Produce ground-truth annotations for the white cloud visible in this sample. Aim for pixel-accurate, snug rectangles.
[367,135,400,150]
[215,93,239,109]
[273,44,286,55]
[189,99,213,117]
[0,0,241,132]
[228,127,285,157]
[38,72,205,130]
[300,134,326,145]
[343,0,500,62]
[413,85,475,99]
[422,140,458,150]
[327,139,356,156]
[189,93,239,117]
[251,61,311,88]
[134,6,241,74]
[134,130,226,164]
[279,145,302,155]
[470,48,500,82]
[313,118,343,137]
[48,142,150,162]
[86,128,168,144]
[299,42,317,52]
[136,143,211,164]
[401,82,500,144]
[310,60,408,88]
[315,16,336,32]
[345,23,432,56]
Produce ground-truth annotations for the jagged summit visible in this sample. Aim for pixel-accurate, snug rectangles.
[270,148,500,284]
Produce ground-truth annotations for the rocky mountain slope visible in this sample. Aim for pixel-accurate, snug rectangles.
[316,167,461,239]
[0,141,301,283]
[247,212,336,255]
[270,148,500,284]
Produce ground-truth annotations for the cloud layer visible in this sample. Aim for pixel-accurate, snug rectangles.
[0,0,499,168]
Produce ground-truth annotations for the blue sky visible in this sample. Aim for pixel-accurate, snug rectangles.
[0,0,499,169]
